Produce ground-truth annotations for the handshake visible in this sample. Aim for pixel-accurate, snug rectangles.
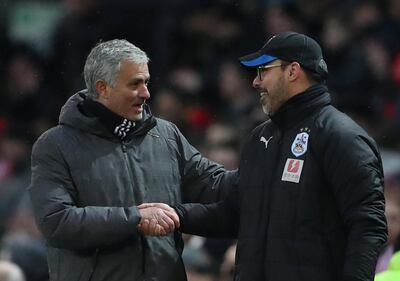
[137,203,180,236]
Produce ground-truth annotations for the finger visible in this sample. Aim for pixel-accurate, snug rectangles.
[161,209,180,228]
[139,217,150,226]
[149,218,158,231]
[153,205,180,228]
[140,203,173,212]
[137,219,146,231]
[156,212,175,233]
[138,220,151,234]
[153,203,174,212]
[156,225,167,236]
[138,203,154,209]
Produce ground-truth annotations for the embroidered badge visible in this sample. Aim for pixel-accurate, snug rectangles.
[291,132,309,157]
[281,158,304,183]
[260,136,273,149]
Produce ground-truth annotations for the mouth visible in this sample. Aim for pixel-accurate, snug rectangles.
[259,90,268,99]
[259,90,269,105]
[132,103,144,113]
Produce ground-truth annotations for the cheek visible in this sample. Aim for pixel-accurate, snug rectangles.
[261,79,271,89]
[129,87,141,96]
[121,89,136,101]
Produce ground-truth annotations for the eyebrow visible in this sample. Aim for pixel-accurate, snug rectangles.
[129,75,150,84]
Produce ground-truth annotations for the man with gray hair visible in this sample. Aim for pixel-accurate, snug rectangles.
[29,39,236,281]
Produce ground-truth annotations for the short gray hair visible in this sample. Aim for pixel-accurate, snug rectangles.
[83,39,149,98]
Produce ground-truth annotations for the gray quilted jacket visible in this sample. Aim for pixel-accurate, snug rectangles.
[29,91,235,281]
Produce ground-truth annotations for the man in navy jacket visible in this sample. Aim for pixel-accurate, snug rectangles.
[142,32,388,281]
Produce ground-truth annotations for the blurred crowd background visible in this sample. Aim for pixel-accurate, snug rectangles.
[1,0,400,280]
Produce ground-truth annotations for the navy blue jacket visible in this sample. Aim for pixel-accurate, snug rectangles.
[176,85,387,281]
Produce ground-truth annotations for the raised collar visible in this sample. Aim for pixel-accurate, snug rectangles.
[79,96,156,141]
[270,84,331,129]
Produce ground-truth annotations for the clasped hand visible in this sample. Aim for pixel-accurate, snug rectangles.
[137,203,179,236]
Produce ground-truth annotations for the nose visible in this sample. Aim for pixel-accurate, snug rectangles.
[252,75,261,89]
[139,84,151,100]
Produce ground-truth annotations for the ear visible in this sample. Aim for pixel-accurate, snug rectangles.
[95,80,108,100]
[287,62,301,82]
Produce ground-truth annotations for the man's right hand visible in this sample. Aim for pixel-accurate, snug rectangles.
[137,203,180,236]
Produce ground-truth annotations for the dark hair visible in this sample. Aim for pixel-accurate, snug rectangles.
[280,60,325,84]
[303,68,325,84]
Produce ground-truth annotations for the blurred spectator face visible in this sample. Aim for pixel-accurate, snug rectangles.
[205,123,237,147]
[204,123,239,169]
[153,90,184,124]
[386,199,400,245]
[185,271,214,281]
[322,15,350,52]
[0,135,30,180]
[185,7,241,43]
[0,261,25,281]
[6,207,42,240]
[351,1,381,32]
[389,0,400,20]
[219,62,249,101]
[97,61,150,121]
[0,137,30,164]
[64,0,96,15]
[297,0,333,19]
[169,67,202,96]
[0,233,48,281]
[206,146,238,170]
[219,243,236,281]
[7,55,42,96]
[264,6,302,35]
[362,38,390,79]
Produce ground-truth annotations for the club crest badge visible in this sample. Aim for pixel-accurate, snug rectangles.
[291,132,309,157]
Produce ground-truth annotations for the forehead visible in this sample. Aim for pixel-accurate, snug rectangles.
[264,59,281,66]
[118,61,149,78]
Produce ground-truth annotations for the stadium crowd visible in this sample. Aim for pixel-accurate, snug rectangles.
[0,0,400,280]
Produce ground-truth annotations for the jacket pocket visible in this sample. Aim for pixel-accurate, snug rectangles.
[84,249,98,281]
[49,248,97,281]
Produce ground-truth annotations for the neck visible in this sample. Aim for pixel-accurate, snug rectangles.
[287,80,315,100]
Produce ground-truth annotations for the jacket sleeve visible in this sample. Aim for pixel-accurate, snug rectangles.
[315,120,387,281]
[175,183,240,238]
[172,124,237,203]
[29,131,142,250]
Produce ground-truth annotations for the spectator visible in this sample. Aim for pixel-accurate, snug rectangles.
[0,260,25,281]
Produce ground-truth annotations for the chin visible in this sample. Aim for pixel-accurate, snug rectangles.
[262,106,269,115]
[130,113,143,121]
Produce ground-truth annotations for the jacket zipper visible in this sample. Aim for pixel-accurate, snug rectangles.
[262,128,283,281]
[121,140,128,153]
[120,140,146,275]
[87,249,99,281]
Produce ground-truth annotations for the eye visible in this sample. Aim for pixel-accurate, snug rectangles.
[129,78,150,88]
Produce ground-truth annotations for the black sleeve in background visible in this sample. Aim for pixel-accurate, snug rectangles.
[172,123,238,204]
[174,184,240,238]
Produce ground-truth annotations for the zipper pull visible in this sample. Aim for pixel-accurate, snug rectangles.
[121,141,127,152]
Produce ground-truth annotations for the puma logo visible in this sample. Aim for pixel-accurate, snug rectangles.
[260,136,273,149]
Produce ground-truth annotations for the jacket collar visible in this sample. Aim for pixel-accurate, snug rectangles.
[269,84,330,129]
[59,90,156,141]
